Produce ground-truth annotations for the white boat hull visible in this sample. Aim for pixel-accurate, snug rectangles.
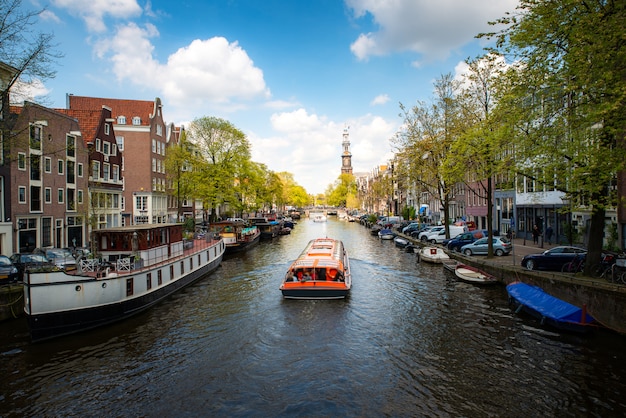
[24,239,225,342]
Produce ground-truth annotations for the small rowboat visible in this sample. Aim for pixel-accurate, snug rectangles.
[454,264,498,285]
[418,246,450,263]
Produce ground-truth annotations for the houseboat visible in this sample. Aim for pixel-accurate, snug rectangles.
[249,217,281,239]
[280,238,351,299]
[210,220,261,254]
[23,223,225,342]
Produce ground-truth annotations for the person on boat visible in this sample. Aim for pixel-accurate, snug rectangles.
[290,270,299,282]
[302,271,312,281]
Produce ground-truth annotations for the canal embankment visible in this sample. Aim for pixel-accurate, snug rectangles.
[403,233,626,334]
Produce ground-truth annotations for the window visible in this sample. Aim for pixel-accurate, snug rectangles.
[58,159,64,175]
[132,116,141,125]
[103,141,110,155]
[156,124,162,136]
[152,158,156,172]
[18,186,26,203]
[67,189,76,211]
[67,160,75,184]
[66,135,75,158]
[147,273,152,290]
[113,165,120,182]
[77,189,83,204]
[92,161,100,179]
[118,116,126,125]
[45,188,52,203]
[112,143,117,156]
[95,138,101,152]
[30,154,41,181]
[41,217,52,248]
[126,278,133,296]
[58,188,64,204]
[18,153,26,170]
[157,270,162,286]
[152,139,156,153]
[104,124,110,135]
[77,163,83,177]
[103,163,110,180]
[30,125,42,150]
[116,136,124,151]
[44,157,51,173]
[30,186,41,211]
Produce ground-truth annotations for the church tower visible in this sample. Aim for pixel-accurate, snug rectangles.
[341,127,353,174]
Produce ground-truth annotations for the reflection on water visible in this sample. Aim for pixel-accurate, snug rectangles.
[1,218,626,417]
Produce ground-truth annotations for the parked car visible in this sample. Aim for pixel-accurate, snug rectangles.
[33,248,77,271]
[446,229,499,252]
[0,255,19,283]
[401,222,421,234]
[409,224,432,238]
[521,246,587,271]
[428,227,466,244]
[461,237,512,256]
[418,226,445,241]
[9,253,54,280]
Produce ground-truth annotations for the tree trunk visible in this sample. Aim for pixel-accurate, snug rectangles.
[583,205,605,276]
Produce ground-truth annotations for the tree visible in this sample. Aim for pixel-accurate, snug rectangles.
[165,128,198,222]
[483,0,626,271]
[1,0,62,167]
[326,173,356,207]
[445,55,511,256]
[0,0,62,119]
[187,116,252,221]
[394,73,464,237]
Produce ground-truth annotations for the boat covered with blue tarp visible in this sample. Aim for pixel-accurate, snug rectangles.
[506,281,599,333]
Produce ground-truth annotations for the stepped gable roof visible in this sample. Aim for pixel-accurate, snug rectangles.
[67,95,157,126]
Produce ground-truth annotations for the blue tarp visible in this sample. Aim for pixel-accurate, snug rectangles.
[506,282,595,325]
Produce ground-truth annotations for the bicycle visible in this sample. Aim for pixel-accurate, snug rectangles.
[561,254,585,274]
[590,253,616,279]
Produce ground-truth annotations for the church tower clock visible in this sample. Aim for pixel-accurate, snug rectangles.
[341,127,353,174]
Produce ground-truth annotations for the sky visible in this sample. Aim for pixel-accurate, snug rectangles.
[21,0,519,195]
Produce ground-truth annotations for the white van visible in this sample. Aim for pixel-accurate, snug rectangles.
[424,225,467,243]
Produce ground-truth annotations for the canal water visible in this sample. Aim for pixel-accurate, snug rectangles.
[1,219,626,417]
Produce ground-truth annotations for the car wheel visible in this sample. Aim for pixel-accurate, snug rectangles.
[430,239,437,244]
[421,236,427,242]
[526,260,536,270]
[463,249,472,256]
[495,249,504,256]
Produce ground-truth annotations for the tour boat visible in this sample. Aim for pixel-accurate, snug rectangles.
[280,238,351,299]
[418,246,450,263]
[210,220,261,253]
[23,223,225,342]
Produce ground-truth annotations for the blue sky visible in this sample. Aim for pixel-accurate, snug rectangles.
[23,0,518,195]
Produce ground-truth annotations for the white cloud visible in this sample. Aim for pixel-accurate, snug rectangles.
[95,23,270,109]
[9,78,51,104]
[249,109,397,194]
[347,0,518,61]
[370,94,390,106]
[53,0,142,32]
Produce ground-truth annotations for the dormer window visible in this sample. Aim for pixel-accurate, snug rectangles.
[132,116,141,125]
[117,116,126,125]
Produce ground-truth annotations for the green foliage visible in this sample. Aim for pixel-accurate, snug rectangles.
[402,206,416,220]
